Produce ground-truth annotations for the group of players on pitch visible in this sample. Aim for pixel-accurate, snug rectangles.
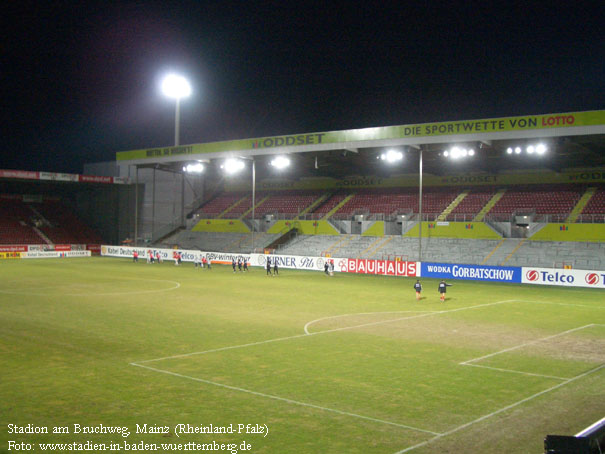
[414,279,452,302]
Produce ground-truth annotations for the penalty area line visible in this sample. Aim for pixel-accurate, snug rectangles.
[392,362,605,454]
[138,299,521,364]
[130,362,441,436]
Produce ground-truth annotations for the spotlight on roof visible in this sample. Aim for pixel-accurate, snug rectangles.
[380,149,403,163]
[444,146,475,159]
[270,156,290,169]
[527,145,535,154]
[183,162,204,173]
[514,147,522,154]
[221,158,245,174]
[536,143,547,155]
[506,147,513,154]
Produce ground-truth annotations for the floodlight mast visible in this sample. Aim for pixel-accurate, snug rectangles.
[162,74,191,146]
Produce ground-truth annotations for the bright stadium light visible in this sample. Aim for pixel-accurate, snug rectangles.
[161,74,192,99]
[506,147,513,154]
[221,158,245,174]
[380,149,403,163]
[270,156,291,169]
[527,145,535,154]
[515,147,522,154]
[183,162,204,173]
[536,143,547,154]
[444,146,476,159]
[161,73,192,146]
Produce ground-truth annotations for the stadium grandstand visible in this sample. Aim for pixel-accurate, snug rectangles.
[2,110,605,270]
[93,110,605,271]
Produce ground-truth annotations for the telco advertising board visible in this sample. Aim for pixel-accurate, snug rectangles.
[522,267,605,289]
[421,263,522,283]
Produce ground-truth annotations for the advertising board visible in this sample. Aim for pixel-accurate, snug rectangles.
[522,267,605,288]
[421,263,521,283]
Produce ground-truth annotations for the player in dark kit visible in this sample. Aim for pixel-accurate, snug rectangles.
[232,258,237,272]
[273,259,279,276]
[438,280,452,302]
[266,257,272,276]
[243,260,248,271]
[238,258,242,272]
[414,280,422,300]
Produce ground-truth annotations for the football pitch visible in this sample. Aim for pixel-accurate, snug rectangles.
[1,257,604,453]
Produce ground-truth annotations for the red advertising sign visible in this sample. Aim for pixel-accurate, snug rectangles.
[87,244,101,255]
[79,175,114,184]
[0,245,28,252]
[54,244,72,251]
[344,259,418,277]
[0,170,39,180]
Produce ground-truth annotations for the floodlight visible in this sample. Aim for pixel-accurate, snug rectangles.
[443,151,449,157]
[451,147,461,159]
[381,149,403,163]
[514,147,522,154]
[270,156,290,169]
[536,143,547,154]
[221,158,245,174]
[460,149,468,157]
[506,147,513,154]
[161,74,192,99]
[468,149,475,156]
[527,145,535,154]
[184,163,204,173]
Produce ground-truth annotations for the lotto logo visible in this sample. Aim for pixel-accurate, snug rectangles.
[526,270,539,281]
[585,273,599,285]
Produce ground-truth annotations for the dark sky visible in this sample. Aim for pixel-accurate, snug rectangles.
[3,1,604,173]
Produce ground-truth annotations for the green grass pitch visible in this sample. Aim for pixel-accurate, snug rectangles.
[1,257,604,453]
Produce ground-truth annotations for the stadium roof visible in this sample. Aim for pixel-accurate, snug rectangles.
[116,110,605,178]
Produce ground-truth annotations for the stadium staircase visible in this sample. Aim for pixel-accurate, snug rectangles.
[217,195,249,219]
[296,192,330,219]
[239,195,270,219]
[473,188,506,221]
[323,234,354,256]
[477,238,524,266]
[437,190,469,221]
[499,238,527,266]
[322,193,355,219]
[32,226,53,245]
[566,186,597,223]
[358,236,394,259]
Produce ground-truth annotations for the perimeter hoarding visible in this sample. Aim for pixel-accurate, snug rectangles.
[421,262,521,283]
[522,267,605,289]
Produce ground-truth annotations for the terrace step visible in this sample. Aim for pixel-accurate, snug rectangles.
[474,188,507,221]
[566,186,597,223]
[437,189,469,221]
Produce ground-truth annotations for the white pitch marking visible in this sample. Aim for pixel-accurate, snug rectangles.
[304,311,438,335]
[393,363,605,454]
[131,362,441,436]
[0,278,181,296]
[460,324,596,365]
[139,299,520,364]
[513,299,605,310]
[462,363,569,380]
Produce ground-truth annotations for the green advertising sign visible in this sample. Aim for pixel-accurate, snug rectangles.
[117,110,605,162]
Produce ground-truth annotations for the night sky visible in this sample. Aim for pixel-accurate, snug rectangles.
[3,1,604,173]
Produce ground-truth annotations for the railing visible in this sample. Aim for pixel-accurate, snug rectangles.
[191,211,605,224]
